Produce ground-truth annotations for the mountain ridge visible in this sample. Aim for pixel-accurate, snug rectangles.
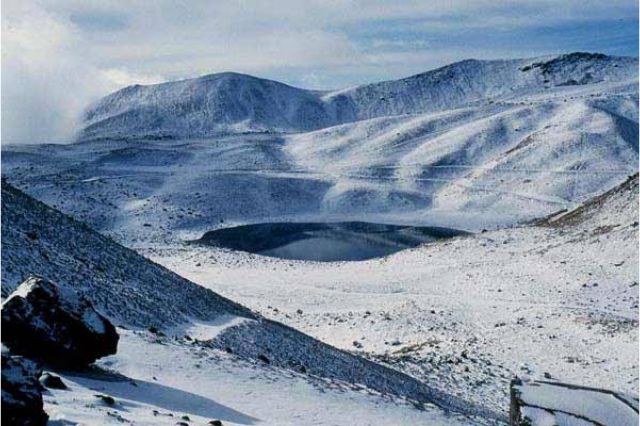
[79,52,638,141]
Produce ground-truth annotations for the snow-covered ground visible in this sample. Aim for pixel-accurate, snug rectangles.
[44,329,476,425]
[3,54,638,242]
[80,52,637,139]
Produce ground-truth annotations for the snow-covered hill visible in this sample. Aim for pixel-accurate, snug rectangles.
[80,52,637,140]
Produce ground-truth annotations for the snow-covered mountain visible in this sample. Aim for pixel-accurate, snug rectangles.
[80,52,637,140]
[47,52,635,233]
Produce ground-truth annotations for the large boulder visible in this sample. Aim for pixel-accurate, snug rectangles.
[1,347,48,426]
[1,276,119,367]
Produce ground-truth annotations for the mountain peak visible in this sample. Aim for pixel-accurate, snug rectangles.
[79,52,637,141]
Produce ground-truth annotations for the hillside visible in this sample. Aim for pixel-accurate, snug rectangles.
[1,180,499,424]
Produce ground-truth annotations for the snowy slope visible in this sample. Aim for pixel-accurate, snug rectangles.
[44,330,476,426]
[81,73,333,139]
[3,96,637,246]
[323,53,636,121]
[1,181,499,424]
[80,52,637,140]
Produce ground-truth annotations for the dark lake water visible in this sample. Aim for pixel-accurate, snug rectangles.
[193,222,468,262]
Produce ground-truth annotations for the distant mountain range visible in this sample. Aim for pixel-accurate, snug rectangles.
[4,51,637,236]
[80,52,638,140]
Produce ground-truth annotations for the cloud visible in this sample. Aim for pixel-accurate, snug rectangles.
[1,1,160,144]
[1,0,637,144]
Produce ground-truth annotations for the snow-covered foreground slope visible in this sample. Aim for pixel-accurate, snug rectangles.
[1,182,497,424]
[148,175,639,416]
[46,330,473,425]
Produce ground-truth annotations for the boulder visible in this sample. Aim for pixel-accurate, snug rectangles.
[1,276,119,367]
[1,347,48,426]
[39,373,67,390]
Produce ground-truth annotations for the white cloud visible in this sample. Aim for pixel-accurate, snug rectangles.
[1,1,161,144]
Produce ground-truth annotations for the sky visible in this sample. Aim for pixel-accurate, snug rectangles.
[1,0,638,144]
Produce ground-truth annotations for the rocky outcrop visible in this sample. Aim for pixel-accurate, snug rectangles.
[1,347,48,426]
[1,276,119,367]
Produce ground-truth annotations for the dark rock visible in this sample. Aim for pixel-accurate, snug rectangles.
[1,348,48,426]
[181,415,191,421]
[148,326,165,336]
[1,276,119,368]
[39,372,67,390]
[257,354,270,364]
[209,420,223,426]
[95,394,115,405]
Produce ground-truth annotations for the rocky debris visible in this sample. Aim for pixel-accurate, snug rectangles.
[510,378,639,425]
[94,394,116,406]
[1,348,48,426]
[1,276,119,368]
[148,326,165,336]
[39,372,67,390]
[209,420,223,426]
